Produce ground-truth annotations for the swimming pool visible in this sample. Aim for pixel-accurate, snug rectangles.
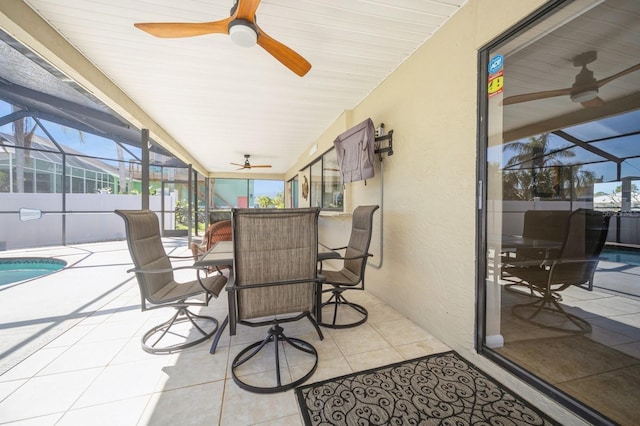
[0,258,67,285]
[601,246,640,266]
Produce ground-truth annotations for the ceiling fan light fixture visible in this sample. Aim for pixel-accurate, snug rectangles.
[570,89,598,103]
[229,20,257,47]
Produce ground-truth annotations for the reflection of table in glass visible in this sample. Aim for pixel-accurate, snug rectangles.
[485,235,562,348]
[489,234,563,271]
[498,235,562,251]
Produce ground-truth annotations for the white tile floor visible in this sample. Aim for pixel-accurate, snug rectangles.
[0,240,449,425]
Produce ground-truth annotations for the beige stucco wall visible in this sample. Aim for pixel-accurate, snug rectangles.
[287,1,588,424]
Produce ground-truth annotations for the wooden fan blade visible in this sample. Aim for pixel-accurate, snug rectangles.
[236,0,261,21]
[230,162,246,167]
[134,20,230,38]
[501,87,572,106]
[581,96,605,108]
[597,63,640,88]
[256,26,311,76]
[249,165,272,168]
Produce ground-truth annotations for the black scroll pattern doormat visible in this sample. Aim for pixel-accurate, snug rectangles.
[295,350,558,425]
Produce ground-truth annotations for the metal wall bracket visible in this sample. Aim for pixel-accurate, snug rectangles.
[374,129,393,161]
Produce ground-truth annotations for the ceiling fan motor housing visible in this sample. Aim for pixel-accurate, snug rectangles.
[229,19,257,47]
[570,66,598,103]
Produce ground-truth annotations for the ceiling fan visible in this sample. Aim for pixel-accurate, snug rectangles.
[502,51,640,108]
[133,0,311,76]
[231,154,272,170]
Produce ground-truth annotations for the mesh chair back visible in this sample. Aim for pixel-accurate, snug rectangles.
[518,210,570,261]
[233,208,320,319]
[115,210,174,302]
[553,208,610,285]
[343,205,379,277]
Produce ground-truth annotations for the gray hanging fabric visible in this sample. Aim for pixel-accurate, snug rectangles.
[334,118,375,185]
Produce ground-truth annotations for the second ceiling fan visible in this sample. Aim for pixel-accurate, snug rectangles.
[134,0,311,76]
[231,154,271,170]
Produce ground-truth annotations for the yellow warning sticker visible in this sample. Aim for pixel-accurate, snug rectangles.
[488,71,504,98]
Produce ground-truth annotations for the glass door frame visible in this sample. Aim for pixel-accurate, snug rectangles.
[475,1,617,424]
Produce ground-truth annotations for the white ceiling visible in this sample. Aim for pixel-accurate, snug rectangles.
[19,0,466,174]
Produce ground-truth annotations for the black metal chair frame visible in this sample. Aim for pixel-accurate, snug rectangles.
[318,205,379,329]
[128,266,221,353]
[116,209,227,354]
[319,251,373,328]
[227,275,324,394]
[225,207,323,393]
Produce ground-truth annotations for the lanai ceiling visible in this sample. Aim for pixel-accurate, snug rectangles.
[2,0,466,174]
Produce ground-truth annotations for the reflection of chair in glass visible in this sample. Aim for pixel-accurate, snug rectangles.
[318,205,379,328]
[504,210,570,264]
[227,208,324,393]
[116,210,227,353]
[502,210,570,294]
[508,209,610,333]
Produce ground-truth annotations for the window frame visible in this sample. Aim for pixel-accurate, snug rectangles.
[208,177,285,210]
[307,146,344,212]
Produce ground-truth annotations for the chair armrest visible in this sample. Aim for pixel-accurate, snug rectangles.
[226,277,320,292]
[225,271,319,335]
[502,256,560,267]
[546,257,601,267]
[126,265,209,274]
[327,252,373,262]
[168,255,196,260]
[127,265,225,296]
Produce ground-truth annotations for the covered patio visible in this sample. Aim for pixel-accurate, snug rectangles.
[0,239,449,424]
[2,1,640,424]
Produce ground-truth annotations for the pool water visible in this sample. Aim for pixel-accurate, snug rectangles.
[0,258,67,285]
[601,247,640,266]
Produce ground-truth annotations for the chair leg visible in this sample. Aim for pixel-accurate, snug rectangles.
[231,324,319,393]
[305,312,324,340]
[209,315,229,354]
[142,307,219,354]
[504,282,538,297]
[319,289,368,329]
[511,293,591,333]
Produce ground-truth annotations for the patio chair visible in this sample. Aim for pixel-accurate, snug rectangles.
[115,209,227,354]
[227,207,324,393]
[508,208,610,333]
[191,219,233,270]
[318,205,379,328]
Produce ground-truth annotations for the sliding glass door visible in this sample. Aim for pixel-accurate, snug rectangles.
[478,1,640,424]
